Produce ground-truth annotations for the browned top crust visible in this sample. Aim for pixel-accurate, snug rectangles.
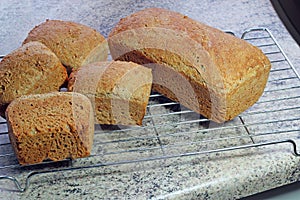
[23,19,108,69]
[6,92,93,139]
[68,60,152,101]
[108,8,271,93]
[0,41,67,116]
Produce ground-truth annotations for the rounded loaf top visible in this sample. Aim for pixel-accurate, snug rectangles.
[0,41,68,117]
[68,60,152,100]
[23,19,108,69]
[109,7,271,91]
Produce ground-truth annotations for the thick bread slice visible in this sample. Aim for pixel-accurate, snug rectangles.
[0,41,68,117]
[108,8,271,123]
[6,92,94,165]
[68,61,152,126]
[23,19,108,70]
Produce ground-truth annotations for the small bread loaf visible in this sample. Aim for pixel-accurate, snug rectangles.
[108,8,271,123]
[68,61,152,126]
[6,92,94,165]
[0,41,68,117]
[23,19,108,70]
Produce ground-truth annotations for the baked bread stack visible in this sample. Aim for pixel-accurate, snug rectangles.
[0,20,109,165]
[23,19,108,70]
[6,92,94,165]
[108,8,271,122]
[1,8,271,165]
[68,61,152,126]
[0,41,68,117]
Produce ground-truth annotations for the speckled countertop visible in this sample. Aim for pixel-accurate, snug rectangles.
[0,0,300,199]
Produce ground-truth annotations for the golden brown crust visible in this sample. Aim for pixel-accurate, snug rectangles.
[68,61,152,125]
[0,41,68,117]
[108,8,271,122]
[5,92,94,165]
[23,19,108,69]
[109,8,270,88]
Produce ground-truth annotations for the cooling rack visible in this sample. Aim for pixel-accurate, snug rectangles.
[0,27,300,193]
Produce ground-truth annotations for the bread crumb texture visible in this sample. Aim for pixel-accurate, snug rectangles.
[5,92,94,165]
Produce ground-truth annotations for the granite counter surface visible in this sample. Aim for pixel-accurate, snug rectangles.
[0,0,300,199]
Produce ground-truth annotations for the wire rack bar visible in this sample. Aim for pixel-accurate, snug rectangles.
[0,138,299,192]
[242,27,300,79]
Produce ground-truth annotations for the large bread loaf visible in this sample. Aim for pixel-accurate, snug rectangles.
[6,92,94,165]
[108,8,271,123]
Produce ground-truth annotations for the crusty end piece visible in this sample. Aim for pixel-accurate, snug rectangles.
[68,61,152,126]
[23,19,108,69]
[0,41,68,117]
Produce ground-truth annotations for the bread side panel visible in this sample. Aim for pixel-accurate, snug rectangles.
[225,66,271,120]
[93,97,147,126]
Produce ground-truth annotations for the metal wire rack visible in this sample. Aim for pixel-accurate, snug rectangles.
[0,27,300,193]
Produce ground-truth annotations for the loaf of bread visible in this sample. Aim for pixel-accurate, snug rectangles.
[6,92,94,165]
[108,8,271,123]
[0,41,68,117]
[23,19,108,70]
[68,61,152,126]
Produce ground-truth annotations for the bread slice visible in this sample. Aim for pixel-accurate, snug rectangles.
[108,8,271,123]
[0,41,68,117]
[6,92,94,165]
[68,61,152,126]
[23,19,108,70]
